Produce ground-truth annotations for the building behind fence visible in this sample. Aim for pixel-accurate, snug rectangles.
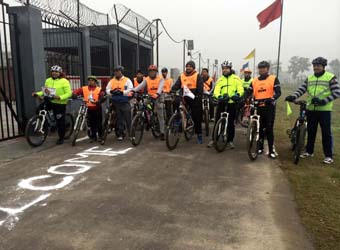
[0,0,155,141]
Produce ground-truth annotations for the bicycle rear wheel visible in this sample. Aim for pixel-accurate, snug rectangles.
[130,114,145,146]
[25,115,49,147]
[101,112,112,145]
[204,108,210,137]
[151,113,161,138]
[247,120,258,160]
[166,114,181,150]
[237,106,250,128]
[213,118,228,152]
[294,125,307,165]
[64,113,74,139]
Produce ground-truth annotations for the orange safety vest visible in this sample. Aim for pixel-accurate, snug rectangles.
[163,78,173,93]
[146,76,161,95]
[181,72,198,90]
[109,77,129,91]
[252,75,275,100]
[82,86,101,107]
[133,77,145,93]
[204,77,213,92]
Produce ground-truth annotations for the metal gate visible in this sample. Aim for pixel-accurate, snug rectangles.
[42,11,85,89]
[0,0,23,141]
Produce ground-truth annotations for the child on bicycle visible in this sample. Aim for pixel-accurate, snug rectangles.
[73,76,105,142]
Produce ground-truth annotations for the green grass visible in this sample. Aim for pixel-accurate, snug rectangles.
[275,87,340,250]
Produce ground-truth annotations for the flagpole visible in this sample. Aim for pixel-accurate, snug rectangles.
[253,52,256,76]
[276,0,284,77]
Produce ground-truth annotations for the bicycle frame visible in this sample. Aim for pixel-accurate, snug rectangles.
[202,94,210,111]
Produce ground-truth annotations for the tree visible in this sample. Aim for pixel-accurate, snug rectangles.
[287,56,310,80]
[329,59,340,78]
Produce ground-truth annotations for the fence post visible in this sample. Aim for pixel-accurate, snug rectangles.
[81,27,91,85]
[8,5,45,120]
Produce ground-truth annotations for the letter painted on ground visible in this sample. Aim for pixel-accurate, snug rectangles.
[18,175,74,191]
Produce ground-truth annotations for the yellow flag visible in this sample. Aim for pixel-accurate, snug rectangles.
[286,102,293,116]
[244,49,256,60]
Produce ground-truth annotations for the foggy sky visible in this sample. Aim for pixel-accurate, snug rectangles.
[79,0,340,72]
[9,0,340,73]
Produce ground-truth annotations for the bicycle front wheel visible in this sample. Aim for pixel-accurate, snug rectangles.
[165,114,181,150]
[101,112,112,145]
[247,120,258,160]
[71,116,83,146]
[294,124,307,165]
[25,115,49,147]
[64,113,74,139]
[130,114,145,146]
[213,118,228,152]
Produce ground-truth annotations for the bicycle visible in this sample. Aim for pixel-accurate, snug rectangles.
[101,97,117,145]
[212,95,232,152]
[25,96,74,147]
[71,99,89,146]
[246,98,263,160]
[237,97,252,128]
[286,100,307,165]
[202,93,210,136]
[165,93,195,150]
[130,93,161,146]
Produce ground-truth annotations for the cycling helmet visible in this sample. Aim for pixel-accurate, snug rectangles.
[221,61,232,68]
[50,65,63,72]
[312,57,327,66]
[258,61,270,68]
[186,60,196,69]
[148,65,158,72]
[113,65,124,72]
[161,67,168,73]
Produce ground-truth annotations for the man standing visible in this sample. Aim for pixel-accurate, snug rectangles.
[201,68,215,120]
[161,67,174,121]
[248,61,281,159]
[133,65,165,140]
[207,61,244,149]
[286,57,340,164]
[106,66,133,141]
[171,61,204,144]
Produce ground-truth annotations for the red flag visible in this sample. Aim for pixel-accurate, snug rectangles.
[257,0,282,29]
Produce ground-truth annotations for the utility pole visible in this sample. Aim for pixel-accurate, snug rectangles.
[207,59,210,72]
[183,39,186,71]
[198,53,201,73]
[155,18,161,68]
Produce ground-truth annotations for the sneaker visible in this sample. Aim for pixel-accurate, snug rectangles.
[228,142,235,149]
[160,133,165,141]
[258,149,264,155]
[300,152,314,158]
[207,140,215,148]
[56,139,64,145]
[273,146,279,156]
[269,152,277,159]
[323,157,334,165]
[117,136,123,141]
[197,134,203,144]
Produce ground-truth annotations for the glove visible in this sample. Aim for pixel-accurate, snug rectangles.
[110,89,123,96]
[265,98,274,106]
[127,92,134,97]
[285,95,296,102]
[231,94,241,103]
[311,97,327,106]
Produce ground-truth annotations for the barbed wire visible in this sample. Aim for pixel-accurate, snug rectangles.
[16,0,156,39]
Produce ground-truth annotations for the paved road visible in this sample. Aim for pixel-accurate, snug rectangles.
[0,129,313,250]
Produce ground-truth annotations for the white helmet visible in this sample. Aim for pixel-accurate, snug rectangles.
[221,61,232,68]
[51,65,63,72]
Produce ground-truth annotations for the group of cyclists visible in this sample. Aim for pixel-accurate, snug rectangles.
[32,56,340,164]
